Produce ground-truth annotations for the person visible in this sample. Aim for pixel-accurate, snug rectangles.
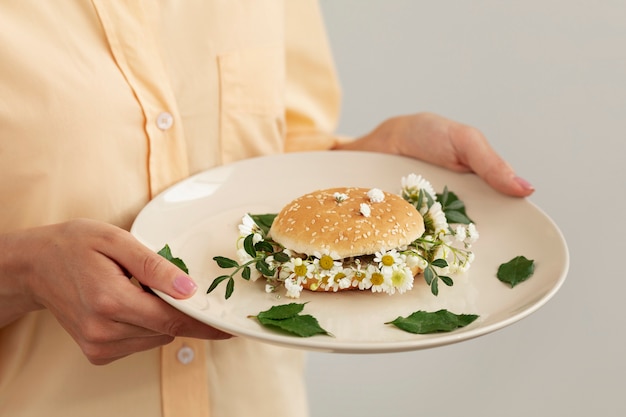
[0,2,533,417]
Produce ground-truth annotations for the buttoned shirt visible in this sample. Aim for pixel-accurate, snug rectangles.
[0,1,341,416]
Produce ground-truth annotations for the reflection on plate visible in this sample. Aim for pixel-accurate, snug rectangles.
[131,151,569,353]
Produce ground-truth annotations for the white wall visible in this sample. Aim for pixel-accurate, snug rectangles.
[306,2,626,416]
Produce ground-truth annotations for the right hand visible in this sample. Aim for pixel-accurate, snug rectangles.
[1,218,230,365]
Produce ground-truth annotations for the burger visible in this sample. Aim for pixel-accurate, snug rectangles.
[211,174,478,300]
[267,186,427,297]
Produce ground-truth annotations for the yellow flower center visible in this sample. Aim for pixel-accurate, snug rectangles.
[294,264,308,277]
[334,272,346,281]
[391,270,404,286]
[381,254,395,266]
[370,272,385,286]
[319,255,335,270]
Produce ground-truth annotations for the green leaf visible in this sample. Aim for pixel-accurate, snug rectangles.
[497,255,535,288]
[273,251,291,263]
[157,244,189,274]
[257,315,331,337]
[443,199,465,211]
[254,240,274,254]
[257,302,305,320]
[439,275,454,287]
[255,259,274,276]
[416,188,425,210]
[213,256,238,269]
[225,277,235,299]
[241,265,251,280]
[249,213,277,236]
[243,234,256,258]
[386,309,479,334]
[252,303,331,337]
[207,275,230,293]
[444,210,472,225]
[439,186,449,205]
[437,188,473,224]
[431,258,448,268]
[430,278,439,296]
[424,267,434,285]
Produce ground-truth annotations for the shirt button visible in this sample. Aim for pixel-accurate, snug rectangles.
[156,111,174,131]
[176,345,195,365]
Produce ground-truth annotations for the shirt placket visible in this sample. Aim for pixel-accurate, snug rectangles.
[90,2,209,417]
[91,0,190,198]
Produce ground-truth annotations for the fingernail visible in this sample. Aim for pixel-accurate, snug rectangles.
[173,275,198,296]
[514,176,535,192]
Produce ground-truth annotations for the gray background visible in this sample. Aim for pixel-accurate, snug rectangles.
[306,1,626,416]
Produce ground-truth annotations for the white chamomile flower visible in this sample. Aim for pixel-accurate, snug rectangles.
[234,248,261,281]
[360,203,371,217]
[238,214,260,237]
[284,277,303,298]
[454,225,467,243]
[265,283,275,293]
[401,173,437,200]
[283,257,314,282]
[325,268,354,292]
[262,256,279,278]
[424,202,448,237]
[366,264,390,293]
[312,249,341,261]
[312,251,342,277]
[334,192,348,203]
[388,266,414,295]
[449,259,469,274]
[367,188,385,203]
[236,246,252,263]
[338,275,353,289]
[467,223,479,244]
[405,252,427,272]
[351,261,371,290]
[374,249,402,275]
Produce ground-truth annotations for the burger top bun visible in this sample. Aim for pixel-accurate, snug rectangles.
[269,187,425,258]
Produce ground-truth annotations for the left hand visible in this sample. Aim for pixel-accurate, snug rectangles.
[334,112,534,198]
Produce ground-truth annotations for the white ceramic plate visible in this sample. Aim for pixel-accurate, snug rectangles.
[131,151,569,353]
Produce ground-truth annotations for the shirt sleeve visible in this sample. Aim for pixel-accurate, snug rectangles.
[283,0,343,153]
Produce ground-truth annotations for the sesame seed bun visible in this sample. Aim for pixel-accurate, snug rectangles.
[269,187,425,258]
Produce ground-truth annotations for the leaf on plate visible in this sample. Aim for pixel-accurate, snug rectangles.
[257,303,306,320]
[251,303,331,338]
[158,244,189,274]
[386,309,479,334]
[497,255,535,288]
[257,315,331,338]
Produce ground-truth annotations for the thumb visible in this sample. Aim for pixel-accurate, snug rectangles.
[103,230,198,299]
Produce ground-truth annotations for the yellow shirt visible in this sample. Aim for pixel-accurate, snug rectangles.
[0,1,340,416]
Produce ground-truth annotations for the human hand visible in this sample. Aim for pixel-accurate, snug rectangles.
[2,218,230,365]
[335,112,534,197]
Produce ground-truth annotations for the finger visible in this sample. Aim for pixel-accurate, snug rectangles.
[98,229,199,299]
[111,283,232,340]
[452,126,535,197]
[83,334,176,365]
